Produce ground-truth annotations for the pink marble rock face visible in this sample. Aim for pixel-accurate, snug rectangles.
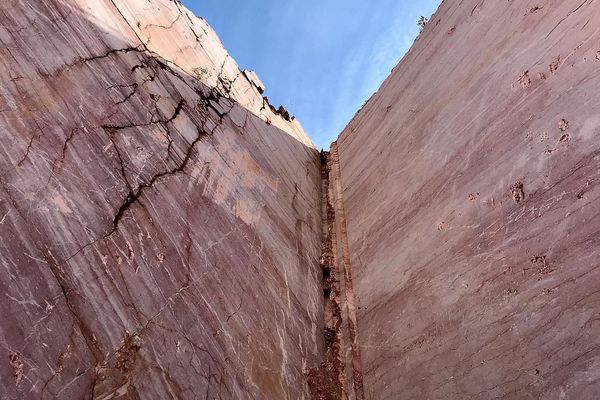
[3,0,600,399]
[337,0,600,398]
[0,0,323,399]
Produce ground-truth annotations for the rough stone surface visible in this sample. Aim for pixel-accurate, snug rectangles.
[0,0,322,399]
[4,0,600,399]
[337,0,600,399]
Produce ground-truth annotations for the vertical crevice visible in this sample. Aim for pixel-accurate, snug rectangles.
[306,150,346,400]
[330,142,365,400]
[307,147,365,399]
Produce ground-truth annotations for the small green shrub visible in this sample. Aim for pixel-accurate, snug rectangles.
[418,16,429,32]
[192,67,209,80]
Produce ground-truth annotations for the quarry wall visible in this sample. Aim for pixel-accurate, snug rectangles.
[337,0,600,398]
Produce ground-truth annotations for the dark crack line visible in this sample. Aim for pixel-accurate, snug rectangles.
[101,97,185,132]
[39,47,146,78]
[545,0,591,39]
[17,135,35,167]
[106,129,134,192]
[64,97,227,265]
[152,58,236,123]
[152,58,234,111]
[225,301,242,322]
[164,125,177,163]
[470,0,485,16]
[173,1,207,42]
[43,251,103,360]
[106,82,137,90]
[131,63,146,72]
[16,119,45,167]
[50,127,79,175]
[144,13,181,30]
[141,13,183,50]
[112,72,155,106]
[80,47,141,64]
[108,0,150,51]
[113,83,139,106]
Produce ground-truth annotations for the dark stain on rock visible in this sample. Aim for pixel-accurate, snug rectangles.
[468,192,480,201]
[510,181,525,203]
[519,70,531,88]
[531,255,554,275]
[115,333,142,373]
[526,6,543,15]
[559,118,569,131]
[9,352,24,386]
[92,333,143,399]
[549,55,561,74]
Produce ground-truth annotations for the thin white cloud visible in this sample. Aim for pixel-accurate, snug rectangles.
[209,0,442,149]
[323,7,421,147]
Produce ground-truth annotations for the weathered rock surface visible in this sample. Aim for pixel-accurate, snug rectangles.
[336,0,600,398]
[4,0,600,399]
[0,0,323,399]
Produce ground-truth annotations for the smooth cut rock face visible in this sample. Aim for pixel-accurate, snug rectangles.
[0,0,323,398]
[337,0,600,398]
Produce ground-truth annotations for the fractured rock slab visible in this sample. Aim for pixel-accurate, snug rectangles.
[0,0,322,399]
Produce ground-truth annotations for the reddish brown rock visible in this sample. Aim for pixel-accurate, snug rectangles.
[336,0,600,398]
[0,0,322,399]
[3,0,600,399]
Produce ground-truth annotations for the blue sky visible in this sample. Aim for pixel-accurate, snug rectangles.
[182,0,441,149]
